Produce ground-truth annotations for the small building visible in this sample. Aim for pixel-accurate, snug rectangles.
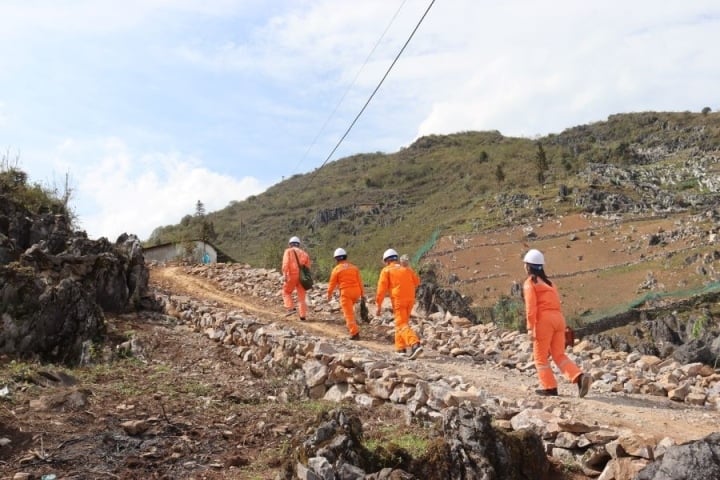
[142,240,235,264]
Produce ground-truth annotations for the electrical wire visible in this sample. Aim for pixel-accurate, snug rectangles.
[293,0,409,174]
[306,0,436,186]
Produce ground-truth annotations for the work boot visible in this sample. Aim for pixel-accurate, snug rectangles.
[578,374,592,398]
[535,388,559,396]
[349,333,360,341]
[408,343,424,360]
[395,349,406,356]
[299,316,306,322]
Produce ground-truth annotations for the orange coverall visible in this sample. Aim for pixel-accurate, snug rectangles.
[523,277,581,390]
[282,246,311,318]
[376,261,421,352]
[327,260,364,336]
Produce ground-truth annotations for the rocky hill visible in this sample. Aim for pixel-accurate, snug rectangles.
[147,110,720,327]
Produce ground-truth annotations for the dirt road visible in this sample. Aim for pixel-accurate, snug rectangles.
[152,265,719,445]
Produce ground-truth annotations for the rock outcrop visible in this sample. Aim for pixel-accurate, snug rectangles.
[280,405,551,479]
[637,432,720,480]
[0,194,153,364]
[416,263,477,323]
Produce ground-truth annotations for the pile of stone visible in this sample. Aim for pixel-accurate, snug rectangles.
[153,263,720,479]
[183,263,720,410]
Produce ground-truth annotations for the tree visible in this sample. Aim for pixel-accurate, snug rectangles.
[702,106,712,115]
[193,199,216,245]
[200,219,217,244]
[534,142,550,190]
[195,200,206,217]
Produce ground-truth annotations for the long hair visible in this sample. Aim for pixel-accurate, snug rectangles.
[528,264,553,286]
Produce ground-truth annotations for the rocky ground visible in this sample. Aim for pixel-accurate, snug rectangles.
[2,264,718,480]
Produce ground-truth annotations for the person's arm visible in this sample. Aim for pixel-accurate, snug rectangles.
[356,267,365,298]
[523,279,537,337]
[375,269,388,315]
[327,267,338,301]
[281,249,290,280]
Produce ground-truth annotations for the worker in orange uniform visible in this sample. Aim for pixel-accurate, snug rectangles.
[282,236,311,321]
[327,248,364,340]
[523,249,591,397]
[398,254,418,311]
[375,248,423,359]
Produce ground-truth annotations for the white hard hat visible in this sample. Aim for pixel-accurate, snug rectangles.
[288,236,301,245]
[523,249,545,265]
[383,248,399,261]
[334,248,347,258]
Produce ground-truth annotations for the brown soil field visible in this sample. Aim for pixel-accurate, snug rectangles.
[426,212,719,322]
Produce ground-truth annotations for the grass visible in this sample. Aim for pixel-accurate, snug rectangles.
[0,359,38,384]
[365,432,429,458]
[362,416,433,460]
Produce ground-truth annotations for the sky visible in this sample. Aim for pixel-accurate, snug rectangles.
[1,1,718,241]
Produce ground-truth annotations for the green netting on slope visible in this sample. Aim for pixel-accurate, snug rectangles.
[412,228,440,265]
[577,280,720,324]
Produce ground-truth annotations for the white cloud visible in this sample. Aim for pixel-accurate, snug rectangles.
[0,1,263,36]
[2,0,720,243]
[44,138,267,241]
[404,1,720,138]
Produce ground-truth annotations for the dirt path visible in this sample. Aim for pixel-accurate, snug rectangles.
[151,266,719,445]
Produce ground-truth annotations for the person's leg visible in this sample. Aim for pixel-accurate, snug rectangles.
[548,316,590,397]
[282,280,296,311]
[297,285,308,319]
[393,309,408,351]
[395,302,421,353]
[393,304,415,351]
[534,321,557,390]
[551,327,581,383]
[340,292,359,336]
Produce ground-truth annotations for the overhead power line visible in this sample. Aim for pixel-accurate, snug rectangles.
[306,0,436,186]
[293,0,410,174]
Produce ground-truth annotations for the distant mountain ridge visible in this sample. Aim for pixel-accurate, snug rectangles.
[147,110,720,283]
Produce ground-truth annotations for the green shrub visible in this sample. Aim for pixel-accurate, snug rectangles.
[493,295,524,330]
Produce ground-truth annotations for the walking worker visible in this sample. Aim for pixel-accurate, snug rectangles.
[327,248,364,340]
[523,249,591,397]
[282,236,311,321]
[375,248,424,359]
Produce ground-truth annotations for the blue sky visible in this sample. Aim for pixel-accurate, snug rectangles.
[1,1,718,241]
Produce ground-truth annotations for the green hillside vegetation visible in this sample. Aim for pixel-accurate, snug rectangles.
[146,110,720,279]
[0,156,72,217]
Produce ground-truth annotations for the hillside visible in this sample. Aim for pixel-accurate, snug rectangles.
[147,110,720,322]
